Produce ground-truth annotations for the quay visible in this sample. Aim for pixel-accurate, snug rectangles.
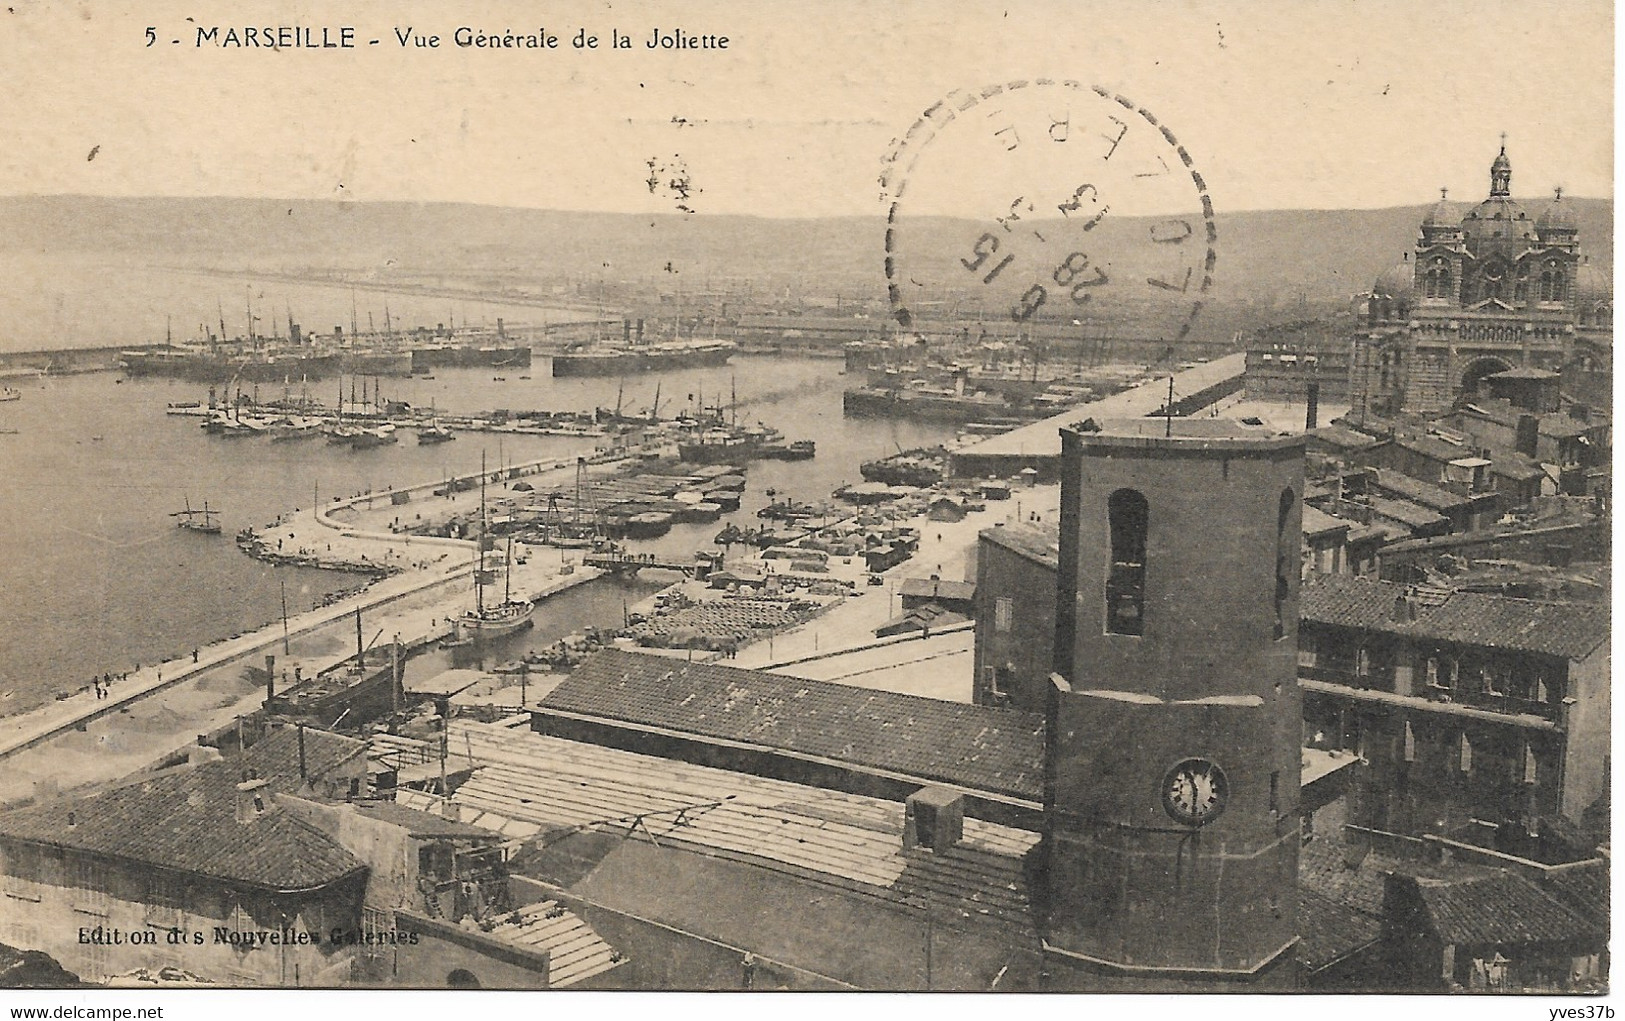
[0,450,618,765]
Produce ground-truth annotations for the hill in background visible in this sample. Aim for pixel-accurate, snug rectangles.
[0,193,1610,318]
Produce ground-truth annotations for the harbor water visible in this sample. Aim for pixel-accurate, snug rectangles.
[0,356,956,715]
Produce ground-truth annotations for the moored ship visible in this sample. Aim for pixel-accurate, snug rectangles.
[551,339,736,377]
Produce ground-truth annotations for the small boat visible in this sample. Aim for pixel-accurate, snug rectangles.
[0,387,21,402]
[171,498,222,535]
[417,421,456,444]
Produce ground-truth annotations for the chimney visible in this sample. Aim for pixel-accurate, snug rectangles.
[1515,415,1540,458]
[1305,381,1320,431]
[236,778,272,824]
[440,800,462,823]
[903,787,964,852]
[1391,588,1418,623]
[624,319,632,344]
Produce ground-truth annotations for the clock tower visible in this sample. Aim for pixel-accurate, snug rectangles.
[1041,417,1304,986]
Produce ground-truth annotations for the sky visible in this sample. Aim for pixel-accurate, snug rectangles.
[0,0,1613,217]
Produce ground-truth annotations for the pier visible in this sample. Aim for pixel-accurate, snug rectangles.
[582,551,721,578]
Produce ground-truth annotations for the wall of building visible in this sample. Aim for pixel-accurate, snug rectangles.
[0,844,359,986]
[387,910,549,988]
[279,798,416,911]
[1559,646,1611,822]
[973,536,1056,711]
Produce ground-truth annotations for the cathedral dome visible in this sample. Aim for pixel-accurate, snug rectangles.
[1573,261,1611,305]
[1536,190,1578,234]
[1421,188,1459,230]
[1461,196,1537,242]
[1373,256,1415,298]
[1462,142,1538,242]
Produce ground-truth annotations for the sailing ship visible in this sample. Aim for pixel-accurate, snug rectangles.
[459,455,535,637]
[171,498,222,535]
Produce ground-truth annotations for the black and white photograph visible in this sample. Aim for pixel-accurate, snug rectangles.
[0,0,1611,1007]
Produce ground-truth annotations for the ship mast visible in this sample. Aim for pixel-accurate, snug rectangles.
[477,450,488,614]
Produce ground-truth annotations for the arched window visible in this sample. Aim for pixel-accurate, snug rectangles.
[1275,488,1294,640]
[1106,488,1148,636]
[1425,258,1453,300]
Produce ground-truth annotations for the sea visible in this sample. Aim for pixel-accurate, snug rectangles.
[0,337,955,715]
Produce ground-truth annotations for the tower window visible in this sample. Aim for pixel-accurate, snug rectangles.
[1105,488,1148,636]
[1274,489,1294,640]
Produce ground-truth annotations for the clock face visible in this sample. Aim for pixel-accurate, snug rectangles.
[1161,758,1229,826]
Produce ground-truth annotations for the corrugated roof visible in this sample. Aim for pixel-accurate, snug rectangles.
[1301,575,1609,659]
[1415,872,1600,945]
[0,731,367,891]
[542,648,1045,800]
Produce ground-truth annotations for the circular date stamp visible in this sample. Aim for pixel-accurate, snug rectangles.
[880,80,1216,345]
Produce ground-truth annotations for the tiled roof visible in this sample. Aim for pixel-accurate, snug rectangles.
[1392,433,1475,465]
[348,801,502,839]
[1301,575,1609,659]
[1301,505,1353,539]
[542,648,1046,800]
[1298,838,1393,917]
[979,523,1060,568]
[1490,451,1547,482]
[1371,469,1470,512]
[1365,495,1448,531]
[1310,423,1381,451]
[1541,863,1610,930]
[0,731,367,892]
[1414,872,1600,945]
[1298,889,1382,972]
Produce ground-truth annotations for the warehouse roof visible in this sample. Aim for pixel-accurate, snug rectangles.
[542,649,1045,800]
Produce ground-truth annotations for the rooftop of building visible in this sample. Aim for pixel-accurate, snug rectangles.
[540,648,1047,801]
[395,722,1043,964]
[1405,870,1601,946]
[898,576,977,602]
[979,522,1061,568]
[1300,505,1353,539]
[1064,415,1304,452]
[1455,399,1595,439]
[1370,468,1473,512]
[0,729,368,892]
[1300,574,1610,659]
[1309,423,1382,452]
[1364,495,1449,531]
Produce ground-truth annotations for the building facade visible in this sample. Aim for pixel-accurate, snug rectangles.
[1298,575,1610,850]
[972,523,1059,709]
[1351,146,1613,417]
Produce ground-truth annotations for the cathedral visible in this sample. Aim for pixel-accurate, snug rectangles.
[1352,143,1612,416]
